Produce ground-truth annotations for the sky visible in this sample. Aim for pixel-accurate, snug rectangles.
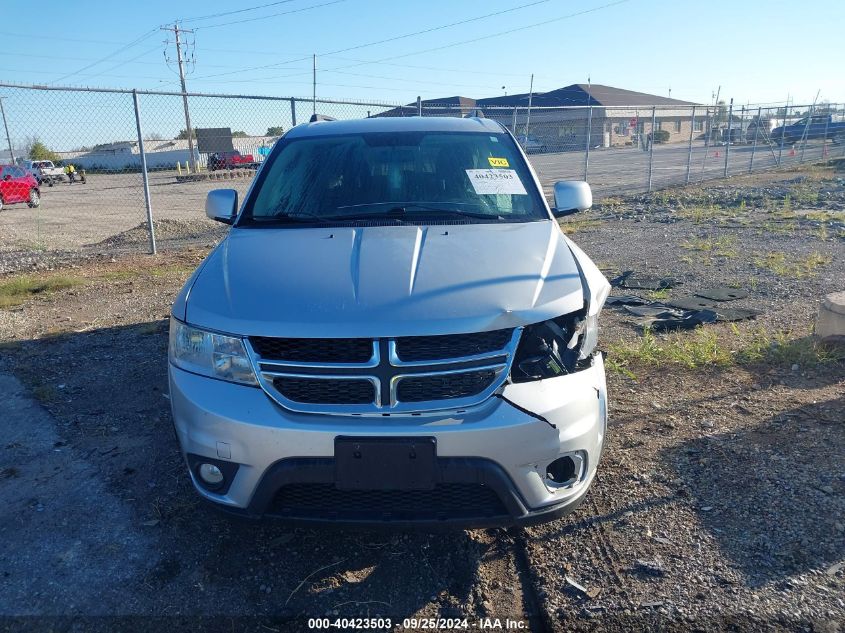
[1,0,843,150]
[1,0,843,106]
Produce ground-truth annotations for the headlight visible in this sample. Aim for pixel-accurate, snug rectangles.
[510,308,598,383]
[169,317,258,386]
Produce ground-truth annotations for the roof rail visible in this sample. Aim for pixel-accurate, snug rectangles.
[309,114,337,122]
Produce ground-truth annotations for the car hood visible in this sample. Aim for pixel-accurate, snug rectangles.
[183,221,587,338]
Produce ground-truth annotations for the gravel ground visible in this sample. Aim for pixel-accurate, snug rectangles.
[0,166,842,632]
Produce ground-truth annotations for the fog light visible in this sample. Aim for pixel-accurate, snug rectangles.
[198,463,224,486]
[545,452,586,487]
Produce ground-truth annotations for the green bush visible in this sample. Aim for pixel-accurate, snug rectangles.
[653,129,670,143]
[28,140,62,163]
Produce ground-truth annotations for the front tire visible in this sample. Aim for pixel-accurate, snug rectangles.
[0,196,4,212]
[28,189,40,208]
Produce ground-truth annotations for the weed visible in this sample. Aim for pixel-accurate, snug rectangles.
[754,251,831,278]
[606,325,844,377]
[677,204,724,224]
[559,218,602,234]
[0,275,85,309]
[647,288,671,301]
[681,235,737,259]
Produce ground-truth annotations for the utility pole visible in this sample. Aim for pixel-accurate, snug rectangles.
[312,54,317,116]
[0,97,13,164]
[162,23,197,172]
[524,73,534,139]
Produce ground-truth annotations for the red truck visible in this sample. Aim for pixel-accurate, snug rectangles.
[207,151,256,171]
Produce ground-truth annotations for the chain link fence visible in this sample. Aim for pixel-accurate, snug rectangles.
[1,82,842,262]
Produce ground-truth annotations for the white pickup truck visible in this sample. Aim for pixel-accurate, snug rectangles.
[17,159,65,186]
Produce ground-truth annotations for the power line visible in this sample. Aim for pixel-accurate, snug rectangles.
[322,69,504,90]
[320,0,552,57]
[48,29,159,85]
[195,0,346,29]
[0,31,124,45]
[330,56,536,79]
[329,0,632,70]
[191,0,552,80]
[181,0,298,23]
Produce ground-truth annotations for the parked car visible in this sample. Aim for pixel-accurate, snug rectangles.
[168,116,610,527]
[0,164,40,211]
[16,159,65,186]
[207,151,256,171]
[744,116,777,143]
[771,114,845,145]
[516,134,546,154]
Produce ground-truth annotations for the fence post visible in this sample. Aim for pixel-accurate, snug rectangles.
[647,106,656,192]
[800,99,817,163]
[749,106,761,173]
[822,107,830,159]
[0,97,14,163]
[290,98,297,126]
[723,98,733,177]
[511,106,517,133]
[584,104,593,181]
[685,105,696,184]
[131,90,156,255]
[777,102,788,166]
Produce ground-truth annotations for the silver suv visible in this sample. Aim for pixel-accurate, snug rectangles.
[168,116,610,527]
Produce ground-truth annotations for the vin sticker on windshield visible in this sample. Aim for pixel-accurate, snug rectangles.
[466,169,527,195]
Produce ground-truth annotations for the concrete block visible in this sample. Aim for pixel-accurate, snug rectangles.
[816,290,845,339]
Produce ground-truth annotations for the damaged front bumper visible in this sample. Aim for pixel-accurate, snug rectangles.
[168,353,607,527]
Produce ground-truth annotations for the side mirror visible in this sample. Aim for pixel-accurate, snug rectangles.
[206,189,238,224]
[552,181,592,218]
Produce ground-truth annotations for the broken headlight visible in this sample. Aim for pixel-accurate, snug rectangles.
[510,309,596,383]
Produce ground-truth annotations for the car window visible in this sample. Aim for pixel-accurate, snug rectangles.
[0,167,8,178]
[244,131,546,223]
[11,167,25,178]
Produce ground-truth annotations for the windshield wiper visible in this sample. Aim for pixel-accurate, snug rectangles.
[249,213,329,225]
[322,204,503,222]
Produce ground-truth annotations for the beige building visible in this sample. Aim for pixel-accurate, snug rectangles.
[379,84,706,152]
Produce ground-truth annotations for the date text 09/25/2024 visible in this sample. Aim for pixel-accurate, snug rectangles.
[307,617,529,630]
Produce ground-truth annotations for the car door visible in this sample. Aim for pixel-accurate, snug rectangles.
[6,167,28,202]
[0,166,16,202]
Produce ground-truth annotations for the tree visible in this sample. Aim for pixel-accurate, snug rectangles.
[232,130,248,138]
[176,129,196,140]
[144,132,164,141]
[266,126,285,136]
[28,139,62,163]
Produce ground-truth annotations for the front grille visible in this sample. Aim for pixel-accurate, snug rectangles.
[395,329,513,362]
[273,377,375,405]
[251,337,373,363]
[396,369,497,402]
[254,329,516,413]
[270,483,508,521]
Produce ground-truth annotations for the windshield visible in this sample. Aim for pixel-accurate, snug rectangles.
[241,130,547,225]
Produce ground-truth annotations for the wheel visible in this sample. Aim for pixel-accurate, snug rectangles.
[28,189,40,208]
[0,196,4,212]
